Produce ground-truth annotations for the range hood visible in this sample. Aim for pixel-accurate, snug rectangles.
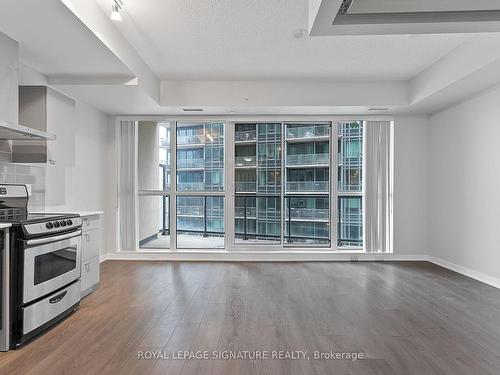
[0,119,56,141]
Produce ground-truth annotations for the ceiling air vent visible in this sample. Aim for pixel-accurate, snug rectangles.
[182,108,203,112]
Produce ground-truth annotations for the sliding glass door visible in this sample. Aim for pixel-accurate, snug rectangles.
[137,121,171,249]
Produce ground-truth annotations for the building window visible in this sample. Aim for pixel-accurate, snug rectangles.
[337,121,364,248]
[132,119,373,251]
[176,122,224,191]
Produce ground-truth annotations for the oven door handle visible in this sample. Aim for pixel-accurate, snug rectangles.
[49,290,68,304]
[26,230,82,247]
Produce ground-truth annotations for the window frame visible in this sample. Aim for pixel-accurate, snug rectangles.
[124,115,392,253]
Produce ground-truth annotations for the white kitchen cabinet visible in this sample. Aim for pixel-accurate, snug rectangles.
[12,85,75,166]
[80,213,101,298]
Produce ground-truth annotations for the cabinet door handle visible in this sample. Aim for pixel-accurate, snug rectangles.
[84,234,90,242]
[85,263,91,271]
[84,218,90,226]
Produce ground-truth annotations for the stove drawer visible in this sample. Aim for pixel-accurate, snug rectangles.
[23,280,80,335]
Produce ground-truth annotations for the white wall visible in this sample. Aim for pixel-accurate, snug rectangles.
[393,115,430,256]
[429,85,500,282]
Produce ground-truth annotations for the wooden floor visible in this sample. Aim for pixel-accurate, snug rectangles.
[1,261,500,375]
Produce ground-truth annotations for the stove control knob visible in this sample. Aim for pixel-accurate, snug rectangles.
[60,220,67,227]
[46,222,54,229]
[53,221,60,228]
[66,219,73,226]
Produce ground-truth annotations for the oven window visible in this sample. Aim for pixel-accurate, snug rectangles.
[34,248,77,285]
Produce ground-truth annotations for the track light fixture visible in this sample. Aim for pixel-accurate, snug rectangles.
[110,0,123,22]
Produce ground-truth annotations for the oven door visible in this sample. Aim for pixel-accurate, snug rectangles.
[23,230,82,304]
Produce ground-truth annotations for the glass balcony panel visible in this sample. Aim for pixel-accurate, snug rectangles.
[235,130,257,142]
[176,158,205,169]
[286,181,329,192]
[235,182,257,193]
[177,182,206,191]
[286,153,329,166]
[284,196,330,245]
[286,124,330,139]
[235,155,257,167]
[235,195,281,245]
[176,196,224,249]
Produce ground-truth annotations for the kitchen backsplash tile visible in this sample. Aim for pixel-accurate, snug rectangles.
[0,162,46,211]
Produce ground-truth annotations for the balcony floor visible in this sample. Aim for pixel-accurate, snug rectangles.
[140,233,224,249]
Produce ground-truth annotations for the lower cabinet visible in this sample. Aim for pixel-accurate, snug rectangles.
[80,214,101,298]
[81,256,100,296]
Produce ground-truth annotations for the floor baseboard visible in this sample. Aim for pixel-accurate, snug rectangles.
[427,255,500,290]
[102,251,428,262]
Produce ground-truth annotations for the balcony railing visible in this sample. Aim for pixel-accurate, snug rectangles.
[257,209,280,221]
[235,156,257,167]
[337,153,362,166]
[235,130,257,142]
[177,182,206,190]
[286,181,329,192]
[257,185,281,194]
[235,182,257,192]
[177,134,205,145]
[337,182,362,192]
[177,206,204,216]
[235,207,257,218]
[286,125,330,140]
[177,158,205,169]
[286,153,329,166]
[286,208,329,221]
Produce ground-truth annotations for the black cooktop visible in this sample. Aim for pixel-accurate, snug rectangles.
[0,212,79,224]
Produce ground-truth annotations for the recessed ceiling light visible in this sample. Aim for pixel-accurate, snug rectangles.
[293,28,309,40]
[182,108,203,112]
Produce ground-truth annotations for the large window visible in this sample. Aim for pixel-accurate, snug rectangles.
[132,119,373,251]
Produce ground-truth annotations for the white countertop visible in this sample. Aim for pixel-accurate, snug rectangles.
[0,223,12,229]
[33,210,103,217]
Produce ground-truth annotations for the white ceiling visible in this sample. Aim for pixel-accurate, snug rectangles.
[0,0,132,77]
[97,0,471,81]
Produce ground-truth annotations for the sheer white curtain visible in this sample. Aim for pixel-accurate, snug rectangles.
[118,120,138,251]
[364,121,393,253]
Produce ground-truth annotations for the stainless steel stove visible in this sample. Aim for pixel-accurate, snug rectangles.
[0,184,82,350]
